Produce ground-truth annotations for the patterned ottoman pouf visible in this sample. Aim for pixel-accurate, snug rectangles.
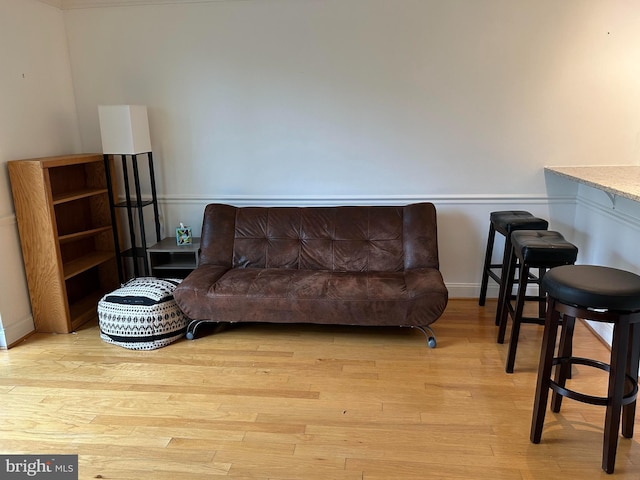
[98,277,189,350]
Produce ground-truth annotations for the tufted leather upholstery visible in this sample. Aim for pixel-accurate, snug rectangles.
[174,203,448,330]
[511,230,578,266]
[199,203,439,272]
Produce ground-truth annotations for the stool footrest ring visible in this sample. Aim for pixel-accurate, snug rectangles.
[550,356,639,406]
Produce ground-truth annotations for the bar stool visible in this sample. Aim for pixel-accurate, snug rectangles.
[497,230,578,373]
[478,211,548,323]
[530,265,640,474]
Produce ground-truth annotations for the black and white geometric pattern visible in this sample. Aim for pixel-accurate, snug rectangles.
[98,277,189,350]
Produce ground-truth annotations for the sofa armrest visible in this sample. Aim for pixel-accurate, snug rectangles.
[174,265,229,320]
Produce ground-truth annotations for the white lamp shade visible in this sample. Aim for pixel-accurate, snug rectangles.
[98,105,151,154]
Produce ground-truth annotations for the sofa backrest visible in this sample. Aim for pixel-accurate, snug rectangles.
[198,202,440,272]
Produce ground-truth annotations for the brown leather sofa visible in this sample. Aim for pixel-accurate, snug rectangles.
[174,202,448,347]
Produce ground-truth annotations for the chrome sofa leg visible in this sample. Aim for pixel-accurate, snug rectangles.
[185,320,204,340]
[412,325,437,348]
[186,321,230,340]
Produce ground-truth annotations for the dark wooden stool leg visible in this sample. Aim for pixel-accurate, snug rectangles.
[505,264,530,373]
[495,234,514,326]
[531,297,561,444]
[538,267,546,322]
[623,322,640,439]
[497,245,517,344]
[551,314,576,412]
[602,319,631,474]
[479,223,496,306]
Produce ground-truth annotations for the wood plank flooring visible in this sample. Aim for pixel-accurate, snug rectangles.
[1,299,639,479]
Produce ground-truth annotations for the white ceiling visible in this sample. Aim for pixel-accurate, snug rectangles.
[38,0,237,9]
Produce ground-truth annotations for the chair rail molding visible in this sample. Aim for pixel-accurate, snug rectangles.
[41,0,245,9]
[157,192,558,208]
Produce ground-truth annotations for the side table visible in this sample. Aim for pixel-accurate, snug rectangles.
[147,237,200,279]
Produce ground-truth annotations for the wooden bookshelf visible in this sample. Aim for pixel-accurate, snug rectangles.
[8,153,119,333]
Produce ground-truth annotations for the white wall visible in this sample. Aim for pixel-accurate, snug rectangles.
[0,0,81,347]
[68,1,640,195]
[3,0,640,346]
[62,0,640,296]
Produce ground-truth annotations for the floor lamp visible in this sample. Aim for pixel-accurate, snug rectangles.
[98,104,161,280]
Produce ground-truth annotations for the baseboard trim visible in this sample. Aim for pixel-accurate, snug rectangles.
[446,283,489,300]
[0,314,35,349]
[0,214,17,227]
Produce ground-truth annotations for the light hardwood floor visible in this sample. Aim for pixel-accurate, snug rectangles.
[1,299,638,479]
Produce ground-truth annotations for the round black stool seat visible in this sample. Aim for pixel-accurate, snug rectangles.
[497,231,578,373]
[531,264,640,474]
[542,264,640,311]
[479,210,548,312]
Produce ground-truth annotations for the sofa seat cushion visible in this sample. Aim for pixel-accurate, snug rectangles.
[174,266,448,327]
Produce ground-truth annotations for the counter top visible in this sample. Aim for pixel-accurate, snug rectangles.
[545,166,640,203]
